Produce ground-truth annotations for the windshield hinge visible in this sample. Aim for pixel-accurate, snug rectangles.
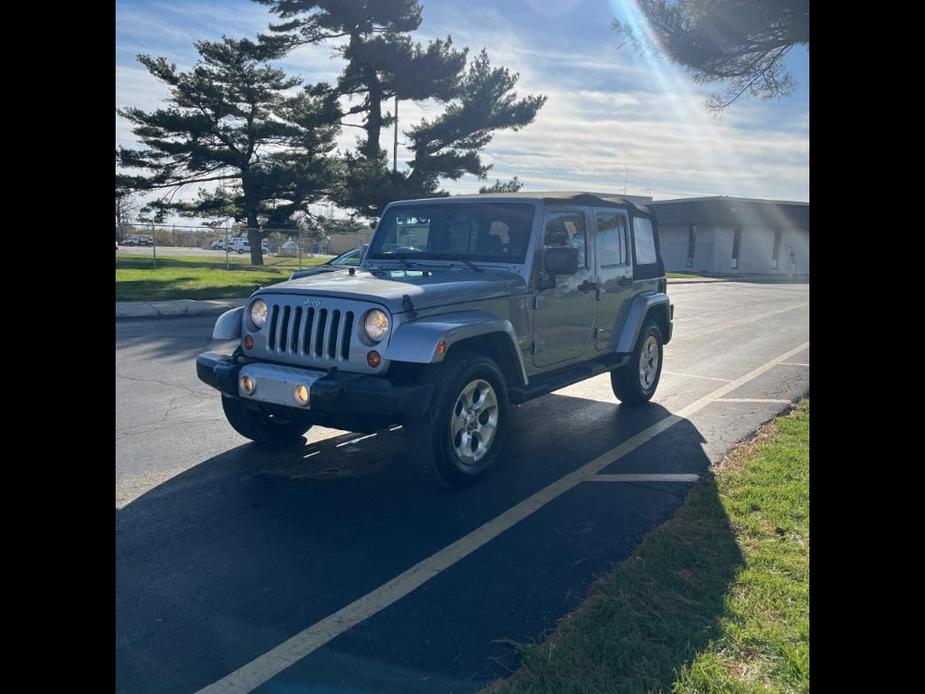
[402,294,417,318]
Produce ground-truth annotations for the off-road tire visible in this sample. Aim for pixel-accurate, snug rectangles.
[611,320,664,404]
[406,351,509,488]
[221,395,312,447]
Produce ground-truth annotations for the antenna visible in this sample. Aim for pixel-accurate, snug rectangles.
[623,164,628,195]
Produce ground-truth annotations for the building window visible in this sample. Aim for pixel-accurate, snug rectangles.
[771,229,782,270]
[731,226,742,269]
[687,225,697,267]
[596,212,628,266]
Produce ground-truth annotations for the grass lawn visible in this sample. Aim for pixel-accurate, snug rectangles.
[667,272,707,279]
[486,399,809,694]
[116,254,328,302]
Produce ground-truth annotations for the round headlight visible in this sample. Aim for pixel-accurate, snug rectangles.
[249,299,269,330]
[363,309,390,343]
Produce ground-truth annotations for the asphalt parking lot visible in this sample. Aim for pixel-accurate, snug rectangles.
[116,281,809,694]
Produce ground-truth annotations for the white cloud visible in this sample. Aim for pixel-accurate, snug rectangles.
[115,0,808,225]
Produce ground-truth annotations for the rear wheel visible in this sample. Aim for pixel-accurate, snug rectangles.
[406,351,509,487]
[611,321,663,404]
[221,396,312,447]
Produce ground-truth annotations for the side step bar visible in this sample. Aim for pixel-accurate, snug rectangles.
[509,352,630,404]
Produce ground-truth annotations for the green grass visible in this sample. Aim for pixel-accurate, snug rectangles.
[667,272,707,279]
[485,399,809,694]
[115,253,328,302]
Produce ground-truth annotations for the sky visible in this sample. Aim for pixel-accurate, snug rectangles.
[115,0,809,225]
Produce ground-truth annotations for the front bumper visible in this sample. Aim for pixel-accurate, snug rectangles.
[196,352,433,426]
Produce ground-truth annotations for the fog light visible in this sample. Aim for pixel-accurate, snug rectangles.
[240,374,256,395]
[294,384,310,406]
[367,350,381,367]
[244,335,254,350]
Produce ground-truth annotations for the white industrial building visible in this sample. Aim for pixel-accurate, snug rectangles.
[648,196,809,277]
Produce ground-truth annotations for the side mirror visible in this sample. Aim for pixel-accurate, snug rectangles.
[544,246,579,275]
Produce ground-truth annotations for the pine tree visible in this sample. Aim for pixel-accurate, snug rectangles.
[614,0,809,110]
[256,1,546,217]
[116,37,342,264]
[479,176,523,194]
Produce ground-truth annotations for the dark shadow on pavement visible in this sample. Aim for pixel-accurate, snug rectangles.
[116,397,741,693]
[484,419,745,693]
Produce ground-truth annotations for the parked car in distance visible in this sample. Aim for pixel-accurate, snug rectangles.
[289,245,368,280]
[197,192,673,488]
[122,234,154,247]
[230,238,270,255]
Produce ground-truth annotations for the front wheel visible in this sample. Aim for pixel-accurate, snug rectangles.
[221,396,312,447]
[406,352,509,487]
[611,321,664,404]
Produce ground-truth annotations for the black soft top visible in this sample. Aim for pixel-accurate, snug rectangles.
[444,190,654,217]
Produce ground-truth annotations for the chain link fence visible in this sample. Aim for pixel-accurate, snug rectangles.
[115,222,373,270]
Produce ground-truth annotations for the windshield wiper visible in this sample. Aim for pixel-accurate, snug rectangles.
[441,255,484,272]
[370,252,424,270]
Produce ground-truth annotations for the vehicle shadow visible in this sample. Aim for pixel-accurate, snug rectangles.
[485,419,746,692]
[116,395,743,694]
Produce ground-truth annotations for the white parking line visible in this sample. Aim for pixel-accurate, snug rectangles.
[715,398,792,404]
[779,362,809,367]
[335,433,378,447]
[661,371,732,383]
[675,303,808,340]
[196,340,809,694]
[587,474,700,483]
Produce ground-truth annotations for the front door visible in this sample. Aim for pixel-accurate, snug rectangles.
[531,207,597,368]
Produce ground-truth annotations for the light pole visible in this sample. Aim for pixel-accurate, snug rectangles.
[393,95,399,174]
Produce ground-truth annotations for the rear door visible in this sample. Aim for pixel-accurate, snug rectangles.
[592,207,633,351]
[531,206,597,368]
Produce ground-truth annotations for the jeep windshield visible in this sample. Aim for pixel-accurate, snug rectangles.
[368,202,535,265]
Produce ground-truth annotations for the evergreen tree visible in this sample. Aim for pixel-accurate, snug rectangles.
[479,176,523,194]
[614,0,809,110]
[256,1,546,217]
[116,37,342,264]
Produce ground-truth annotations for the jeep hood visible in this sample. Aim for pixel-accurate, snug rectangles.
[254,267,526,313]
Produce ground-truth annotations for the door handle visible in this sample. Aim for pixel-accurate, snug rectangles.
[617,276,632,287]
[578,280,598,293]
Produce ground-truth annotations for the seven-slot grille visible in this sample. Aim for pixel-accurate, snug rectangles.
[264,302,355,361]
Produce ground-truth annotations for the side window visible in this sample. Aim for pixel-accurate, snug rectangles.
[596,212,628,267]
[544,211,587,268]
[633,217,657,265]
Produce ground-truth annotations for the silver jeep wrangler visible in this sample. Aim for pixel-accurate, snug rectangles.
[197,192,673,487]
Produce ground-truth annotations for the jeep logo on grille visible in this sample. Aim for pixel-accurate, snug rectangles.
[303,298,322,308]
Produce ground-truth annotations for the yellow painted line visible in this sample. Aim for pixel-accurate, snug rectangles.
[197,340,810,694]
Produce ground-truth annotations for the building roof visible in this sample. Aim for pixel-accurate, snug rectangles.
[647,196,809,230]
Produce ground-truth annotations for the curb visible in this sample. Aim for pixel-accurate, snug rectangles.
[117,275,807,318]
[116,298,248,320]
[668,276,809,285]
[667,278,729,285]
